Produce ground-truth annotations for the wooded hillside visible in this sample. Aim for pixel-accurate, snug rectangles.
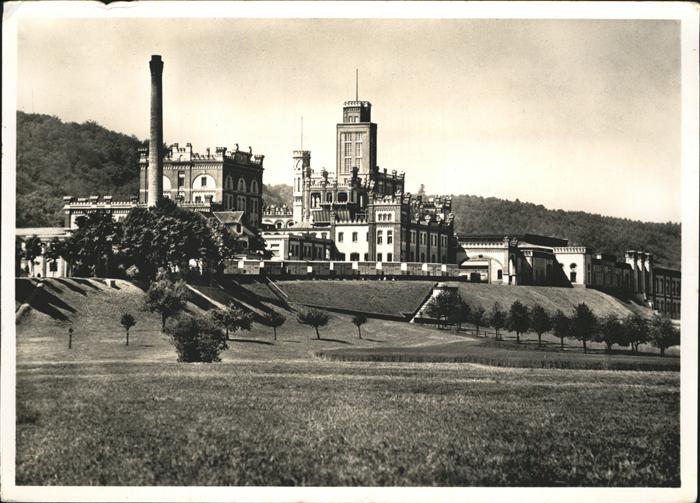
[15,111,681,268]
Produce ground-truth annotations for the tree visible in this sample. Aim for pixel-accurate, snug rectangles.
[626,313,650,352]
[23,236,42,276]
[165,313,228,363]
[507,301,530,344]
[471,305,487,335]
[489,302,507,340]
[61,211,121,277]
[209,303,252,340]
[530,305,552,347]
[297,308,330,339]
[649,314,680,357]
[351,313,368,339]
[120,313,136,346]
[144,274,189,329]
[597,314,624,353]
[570,303,597,354]
[454,299,471,332]
[266,312,286,340]
[424,290,458,329]
[551,310,571,350]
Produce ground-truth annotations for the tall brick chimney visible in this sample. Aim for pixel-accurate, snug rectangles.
[148,55,164,206]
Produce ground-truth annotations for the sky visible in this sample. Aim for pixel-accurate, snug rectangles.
[16,15,682,223]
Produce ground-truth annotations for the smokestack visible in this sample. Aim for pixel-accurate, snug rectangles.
[148,55,164,206]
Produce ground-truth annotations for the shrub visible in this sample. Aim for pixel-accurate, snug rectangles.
[165,314,228,363]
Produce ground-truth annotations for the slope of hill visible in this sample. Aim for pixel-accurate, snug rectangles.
[15,111,680,268]
[16,112,144,227]
[451,195,681,269]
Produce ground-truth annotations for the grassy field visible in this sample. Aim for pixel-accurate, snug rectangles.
[271,280,436,318]
[14,278,680,486]
[318,338,680,371]
[16,360,679,486]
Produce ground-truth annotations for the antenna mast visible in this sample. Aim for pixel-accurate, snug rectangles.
[355,69,358,100]
[301,116,303,150]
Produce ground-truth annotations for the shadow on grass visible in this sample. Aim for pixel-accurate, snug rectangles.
[317,338,352,345]
[54,279,88,296]
[41,281,64,294]
[73,279,101,291]
[26,288,76,322]
[230,338,275,346]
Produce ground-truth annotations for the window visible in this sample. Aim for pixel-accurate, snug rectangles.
[350,253,360,261]
[338,232,344,243]
[326,193,333,203]
[355,142,362,158]
[352,232,358,242]
[420,253,425,262]
[387,253,393,262]
[497,270,503,280]
[337,192,348,203]
[410,231,416,244]
[377,253,383,261]
[377,231,383,245]
[431,234,437,246]
[251,180,259,194]
[178,173,186,188]
[201,176,207,187]
[364,253,369,261]
[311,193,321,208]
[49,261,58,272]
[570,271,577,283]
[387,230,393,244]
[366,232,369,242]
[410,251,415,261]
[194,196,202,203]
[420,233,426,245]
[344,158,352,172]
[431,254,436,262]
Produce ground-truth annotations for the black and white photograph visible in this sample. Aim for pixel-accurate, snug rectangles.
[1,2,698,502]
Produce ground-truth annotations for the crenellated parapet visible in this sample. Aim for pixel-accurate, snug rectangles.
[263,204,292,216]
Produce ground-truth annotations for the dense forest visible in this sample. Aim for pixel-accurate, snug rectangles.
[16,111,681,268]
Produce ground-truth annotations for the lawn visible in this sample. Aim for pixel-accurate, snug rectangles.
[16,360,679,486]
[318,338,680,371]
[14,277,681,487]
[272,280,436,318]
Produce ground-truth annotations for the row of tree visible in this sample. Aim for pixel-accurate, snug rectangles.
[16,199,268,282]
[139,273,369,362]
[424,291,680,356]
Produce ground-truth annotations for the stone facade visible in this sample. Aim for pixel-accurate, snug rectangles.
[285,97,456,263]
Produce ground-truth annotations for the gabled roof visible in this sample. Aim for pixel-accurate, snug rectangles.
[212,211,245,225]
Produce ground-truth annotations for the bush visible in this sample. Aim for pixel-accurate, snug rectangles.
[165,314,228,363]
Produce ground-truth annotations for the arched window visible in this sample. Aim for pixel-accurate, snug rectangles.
[350,253,360,261]
[287,221,294,228]
[250,180,259,194]
[224,176,234,190]
[193,174,216,190]
[275,221,283,229]
[311,193,321,208]
[237,178,247,192]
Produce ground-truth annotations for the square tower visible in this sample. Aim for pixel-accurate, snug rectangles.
[335,101,377,183]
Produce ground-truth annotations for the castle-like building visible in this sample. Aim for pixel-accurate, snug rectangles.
[262,99,456,264]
